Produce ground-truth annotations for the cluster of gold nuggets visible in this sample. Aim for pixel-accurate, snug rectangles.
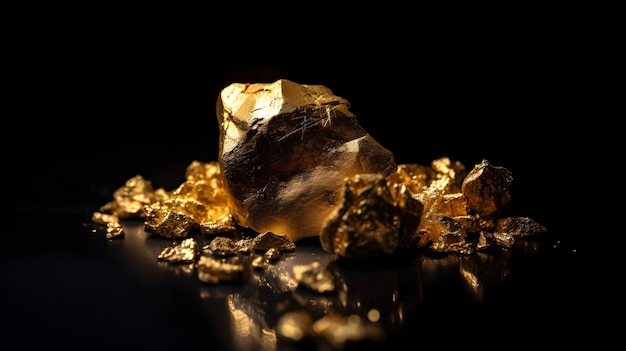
[90,79,548,348]
[91,156,546,347]
[92,157,546,278]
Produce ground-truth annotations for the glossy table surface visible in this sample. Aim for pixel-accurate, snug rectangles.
[4,152,585,350]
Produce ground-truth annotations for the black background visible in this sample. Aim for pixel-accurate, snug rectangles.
[11,14,595,235]
[5,7,605,350]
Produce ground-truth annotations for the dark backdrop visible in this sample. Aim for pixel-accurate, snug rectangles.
[4,8,606,350]
[13,19,591,245]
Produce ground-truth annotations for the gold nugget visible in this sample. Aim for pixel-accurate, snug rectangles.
[216,79,396,242]
[157,238,198,263]
[320,173,422,258]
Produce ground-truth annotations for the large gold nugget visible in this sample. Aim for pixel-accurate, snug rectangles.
[216,79,396,241]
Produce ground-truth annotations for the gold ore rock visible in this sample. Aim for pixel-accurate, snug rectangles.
[216,79,396,241]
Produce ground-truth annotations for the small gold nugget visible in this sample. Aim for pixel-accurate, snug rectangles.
[204,236,241,256]
[145,161,236,238]
[320,173,423,259]
[99,175,166,219]
[250,232,296,252]
[157,238,199,263]
[461,159,513,224]
[403,158,544,253]
[105,221,124,239]
[96,161,236,239]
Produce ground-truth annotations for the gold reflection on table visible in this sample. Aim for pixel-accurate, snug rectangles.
[85,196,549,350]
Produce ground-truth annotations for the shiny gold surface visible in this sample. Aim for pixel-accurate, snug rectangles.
[216,79,396,241]
[319,173,422,258]
[204,236,241,256]
[157,237,198,262]
[102,161,236,239]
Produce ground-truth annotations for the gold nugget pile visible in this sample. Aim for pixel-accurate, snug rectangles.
[93,79,546,260]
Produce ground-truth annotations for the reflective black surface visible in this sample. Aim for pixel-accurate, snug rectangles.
[6,16,594,350]
[4,202,582,350]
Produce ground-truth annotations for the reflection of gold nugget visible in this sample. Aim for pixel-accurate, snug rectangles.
[196,256,244,284]
[293,262,335,293]
[276,311,385,348]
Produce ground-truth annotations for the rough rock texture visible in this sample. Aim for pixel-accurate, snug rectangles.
[320,173,424,258]
[216,79,396,241]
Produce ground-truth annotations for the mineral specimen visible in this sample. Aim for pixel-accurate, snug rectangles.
[144,209,197,239]
[91,161,235,239]
[91,212,118,226]
[144,161,236,238]
[319,173,423,258]
[205,236,240,256]
[329,157,547,254]
[216,79,397,241]
[461,159,513,224]
[99,174,166,219]
[157,238,198,263]
[250,231,296,251]
[105,221,124,239]
[92,212,124,239]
